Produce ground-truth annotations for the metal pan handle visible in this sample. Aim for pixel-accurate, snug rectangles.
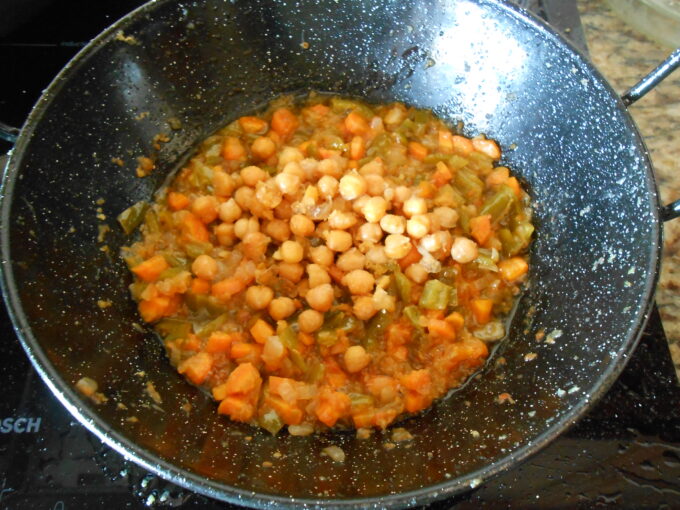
[620,47,680,222]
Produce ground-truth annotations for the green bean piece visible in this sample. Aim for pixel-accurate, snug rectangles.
[185,242,213,259]
[434,184,464,208]
[438,265,459,285]
[364,310,391,351]
[184,294,224,316]
[476,255,499,272]
[144,209,160,234]
[423,153,451,165]
[159,266,186,280]
[117,200,150,235]
[289,349,307,373]
[458,207,471,234]
[413,108,431,124]
[403,305,422,328]
[306,360,325,383]
[448,154,469,170]
[330,97,374,119]
[514,222,535,251]
[196,313,228,338]
[164,253,187,268]
[156,319,192,342]
[259,410,284,436]
[129,281,148,301]
[280,326,298,349]
[479,185,516,221]
[498,228,518,257]
[349,393,374,408]
[204,143,222,166]
[394,269,412,303]
[419,280,454,310]
[317,329,338,347]
[454,169,484,201]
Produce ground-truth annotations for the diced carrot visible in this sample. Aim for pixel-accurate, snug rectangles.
[438,130,454,154]
[181,213,210,243]
[445,311,465,331]
[268,376,297,401]
[400,369,431,394]
[222,136,247,161]
[138,295,178,323]
[308,103,330,116]
[398,243,422,270]
[471,298,493,325]
[190,277,211,295]
[404,392,430,413]
[472,138,501,160]
[298,140,312,155]
[250,319,275,344]
[352,410,375,429]
[315,389,351,427]
[344,111,369,136]
[132,255,168,282]
[167,191,190,211]
[506,176,522,197]
[327,264,345,284]
[451,135,474,155]
[365,376,397,399]
[317,147,340,159]
[230,342,262,362]
[298,331,315,346]
[271,108,299,140]
[462,337,489,360]
[266,395,303,425]
[178,352,213,385]
[349,135,366,160]
[205,331,235,354]
[485,167,510,188]
[238,116,268,134]
[218,396,255,422]
[347,160,359,170]
[408,141,428,161]
[432,161,454,186]
[324,358,348,389]
[498,256,529,282]
[373,408,399,429]
[417,180,436,199]
[212,277,246,301]
[212,382,229,401]
[392,346,408,361]
[470,214,492,246]
[222,362,261,396]
[427,318,457,341]
[182,334,201,351]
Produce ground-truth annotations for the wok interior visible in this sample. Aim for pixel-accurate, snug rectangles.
[2,0,659,504]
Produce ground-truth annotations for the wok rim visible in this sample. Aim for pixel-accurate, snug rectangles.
[0,0,663,507]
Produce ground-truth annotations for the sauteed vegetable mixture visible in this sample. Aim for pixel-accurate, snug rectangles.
[121,95,533,435]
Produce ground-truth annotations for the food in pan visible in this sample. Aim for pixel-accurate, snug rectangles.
[120,94,533,435]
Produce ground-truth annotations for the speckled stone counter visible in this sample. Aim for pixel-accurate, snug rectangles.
[579,0,680,377]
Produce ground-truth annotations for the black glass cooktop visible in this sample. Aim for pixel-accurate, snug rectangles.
[1,1,679,508]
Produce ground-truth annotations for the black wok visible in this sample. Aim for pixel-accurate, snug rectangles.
[1,0,679,507]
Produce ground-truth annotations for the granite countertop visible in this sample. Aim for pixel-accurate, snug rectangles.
[578,0,680,378]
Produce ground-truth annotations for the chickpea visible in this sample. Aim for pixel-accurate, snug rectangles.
[275,172,301,196]
[278,146,304,168]
[344,345,371,373]
[339,172,367,200]
[380,214,406,235]
[251,136,276,160]
[450,236,479,263]
[352,296,377,321]
[301,184,319,207]
[288,214,314,237]
[383,105,406,127]
[268,297,296,320]
[241,165,268,187]
[394,185,412,204]
[242,231,270,260]
[305,283,334,312]
[191,195,219,224]
[277,240,303,263]
[234,186,256,211]
[245,285,274,310]
[383,186,396,202]
[282,161,305,179]
[405,263,428,284]
[191,254,218,280]
[318,158,341,178]
[364,174,386,196]
[384,234,412,259]
[299,158,319,180]
[218,198,242,223]
[358,158,385,176]
[357,222,383,243]
[317,175,339,199]
[342,269,375,295]
[328,210,358,230]
[234,216,260,239]
[307,263,331,288]
[215,222,236,246]
[361,196,388,223]
[435,230,453,254]
[336,248,366,272]
[213,170,235,197]
[264,218,291,242]
[403,196,428,218]
[406,214,430,239]
[433,206,459,229]
[278,262,304,282]
[309,245,334,267]
[274,198,294,220]
[255,179,283,209]
[298,309,324,333]
[352,195,370,215]
[326,230,353,252]
[365,245,388,266]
